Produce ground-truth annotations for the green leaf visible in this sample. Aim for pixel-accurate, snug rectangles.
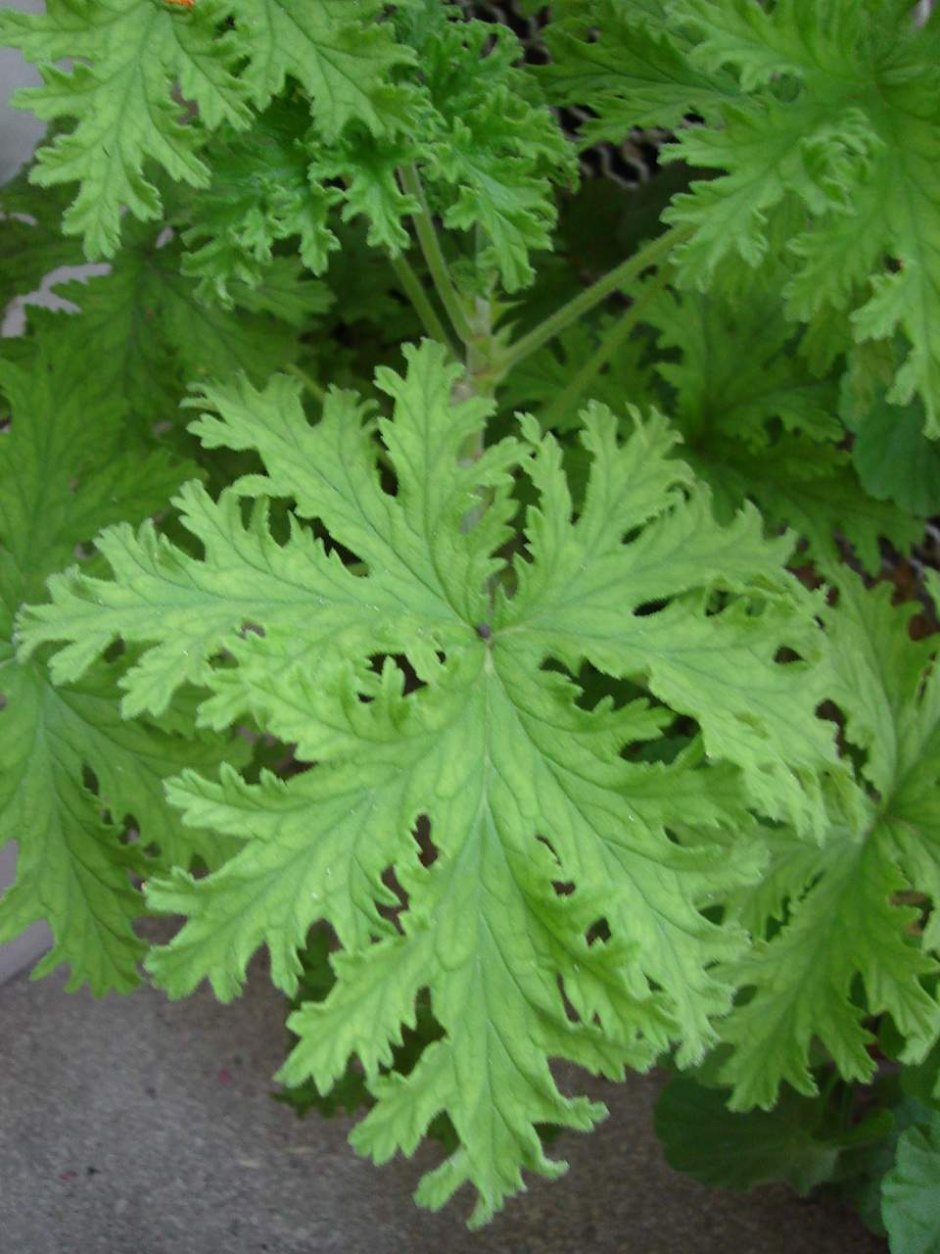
[691,438,921,577]
[413,20,576,291]
[883,1114,940,1254]
[648,0,940,432]
[0,336,237,993]
[51,216,331,423]
[655,1075,878,1195]
[641,284,919,572]
[850,392,940,517]
[0,168,84,315]
[274,927,449,1130]
[648,284,842,443]
[719,573,940,1110]
[185,15,572,298]
[18,341,836,1221]
[311,130,420,256]
[0,0,251,258]
[541,0,739,140]
[181,101,343,305]
[233,0,415,137]
[500,320,656,432]
[0,0,417,261]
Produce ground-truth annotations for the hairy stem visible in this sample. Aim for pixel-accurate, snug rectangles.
[500,225,692,373]
[389,253,458,352]
[539,265,674,428]
[400,163,475,346]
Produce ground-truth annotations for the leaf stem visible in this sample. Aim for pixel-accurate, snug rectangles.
[539,265,674,428]
[388,253,458,352]
[500,225,692,373]
[286,363,327,405]
[400,162,475,346]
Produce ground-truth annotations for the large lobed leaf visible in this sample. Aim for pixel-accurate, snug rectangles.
[19,341,837,1220]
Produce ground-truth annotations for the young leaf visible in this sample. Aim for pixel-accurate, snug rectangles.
[180,100,344,304]
[415,20,576,290]
[184,13,572,299]
[18,341,836,1221]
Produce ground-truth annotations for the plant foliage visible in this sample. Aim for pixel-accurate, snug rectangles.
[2,0,940,1238]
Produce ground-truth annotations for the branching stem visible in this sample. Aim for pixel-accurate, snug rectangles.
[400,162,475,346]
[540,265,675,428]
[499,225,692,374]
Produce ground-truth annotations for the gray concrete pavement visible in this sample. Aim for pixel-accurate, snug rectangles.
[0,956,886,1254]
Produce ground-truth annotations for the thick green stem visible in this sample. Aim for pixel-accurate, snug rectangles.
[286,363,327,405]
[389,253,457,352]
[540,265,674,428]
[500,224,692,373]
[400,162,475,346]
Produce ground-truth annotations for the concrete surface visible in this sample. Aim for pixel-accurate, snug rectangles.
[0,0,44,187]
[0,953,887,1254]
[0,847,50,985]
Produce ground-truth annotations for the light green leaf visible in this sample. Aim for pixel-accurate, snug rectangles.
[18,341,835,1221]
[0,0,251,257]
[233,0,415,137]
